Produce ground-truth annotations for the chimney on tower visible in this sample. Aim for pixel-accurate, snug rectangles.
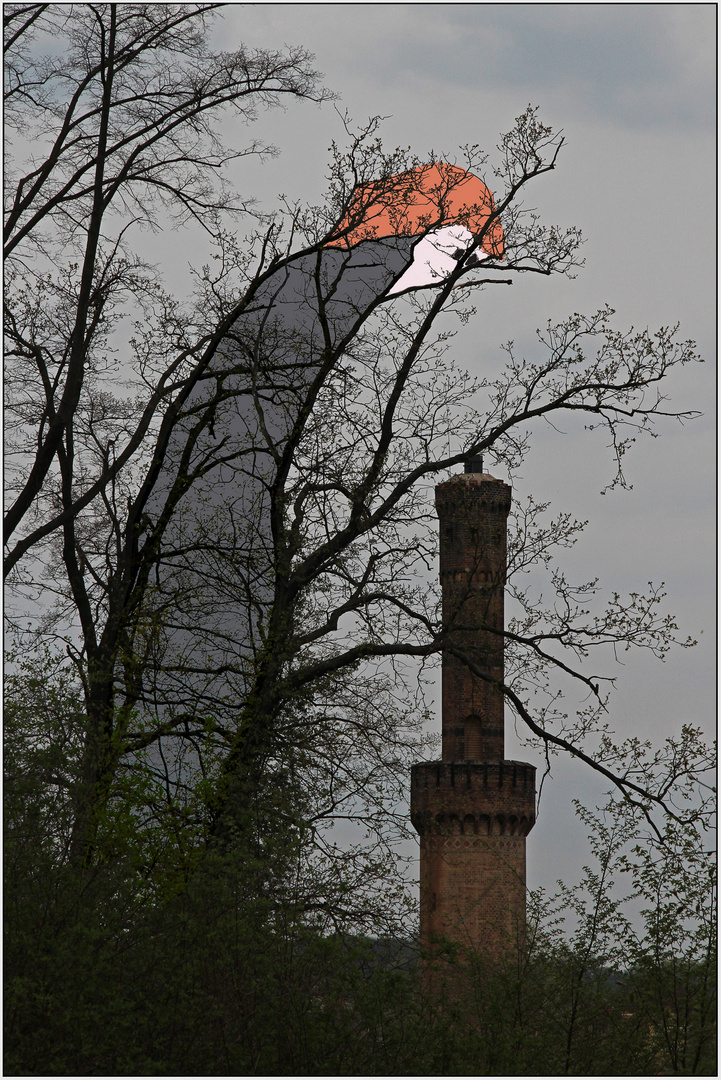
[410,461,536,959]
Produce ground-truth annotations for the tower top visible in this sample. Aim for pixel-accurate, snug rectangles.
[452,454,505,484]
[436,470,510,496]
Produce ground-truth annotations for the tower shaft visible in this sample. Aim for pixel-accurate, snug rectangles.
[437,474,509,761]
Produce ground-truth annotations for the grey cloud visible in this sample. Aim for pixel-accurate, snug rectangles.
[249,4,714,132]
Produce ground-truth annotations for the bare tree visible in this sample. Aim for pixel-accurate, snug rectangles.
[4,4,709,911]
[3,0,330,864]
[4,1,329,551]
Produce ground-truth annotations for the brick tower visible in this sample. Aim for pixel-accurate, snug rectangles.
[411,458,536,959]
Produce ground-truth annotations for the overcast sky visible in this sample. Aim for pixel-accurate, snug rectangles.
[203,4,715,896]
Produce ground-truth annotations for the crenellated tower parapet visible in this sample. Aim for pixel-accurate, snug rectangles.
[411,760,536,838]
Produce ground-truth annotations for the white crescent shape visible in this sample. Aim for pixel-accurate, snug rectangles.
[386,225,489,296]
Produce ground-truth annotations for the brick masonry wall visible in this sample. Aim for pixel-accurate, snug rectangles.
[419,835,528,953]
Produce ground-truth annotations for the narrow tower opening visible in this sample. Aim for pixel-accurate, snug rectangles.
[464,715,483,759]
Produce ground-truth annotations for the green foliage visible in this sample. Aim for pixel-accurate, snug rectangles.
[5,866,716,1075]
[5,650,84,866]
[5,654,715,1075]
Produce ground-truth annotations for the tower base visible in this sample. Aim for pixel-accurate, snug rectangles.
[411,760,536,960]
